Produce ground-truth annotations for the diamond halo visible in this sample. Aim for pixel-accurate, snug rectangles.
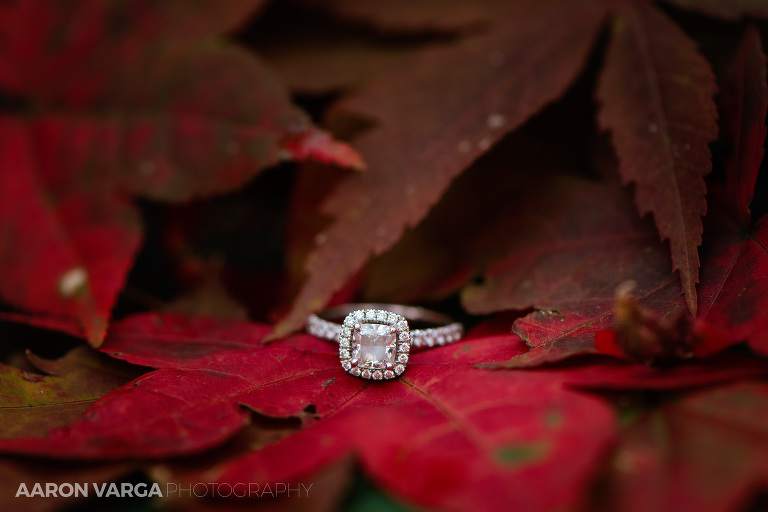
[338,309,411,380]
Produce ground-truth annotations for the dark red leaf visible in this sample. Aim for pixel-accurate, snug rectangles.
[594,382,768,512]
[464,26,768,367]
[462,174,670,315]
[274,0,610,337]
[596,0,719,315]
[460,170,683,366]
[0,0,361,343]
[719,26,768,225]
[480,206,768,368]
[301,0,496,33]
[259,25,424,95]
[357,94,612,306]
[461,173,768,367]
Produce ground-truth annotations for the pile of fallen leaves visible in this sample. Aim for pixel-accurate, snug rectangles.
[1,1,768,511]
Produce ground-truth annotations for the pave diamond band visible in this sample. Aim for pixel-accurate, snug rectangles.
[306,303,463,380]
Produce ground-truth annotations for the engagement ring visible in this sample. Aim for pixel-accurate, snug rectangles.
[307,304,463,380]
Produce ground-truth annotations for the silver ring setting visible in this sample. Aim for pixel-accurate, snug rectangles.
[306,304,463,380]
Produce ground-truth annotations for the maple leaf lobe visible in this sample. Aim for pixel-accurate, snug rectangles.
[596,1,719,316]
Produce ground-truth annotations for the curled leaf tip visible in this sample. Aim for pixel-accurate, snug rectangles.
[281,128,365,170]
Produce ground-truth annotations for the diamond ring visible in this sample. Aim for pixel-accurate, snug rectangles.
[306,303,463,380]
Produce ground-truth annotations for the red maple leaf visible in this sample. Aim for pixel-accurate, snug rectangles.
[0,314,612,511]
[2,313,767,510]
[596,0,719,315]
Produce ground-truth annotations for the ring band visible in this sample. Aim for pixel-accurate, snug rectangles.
[307,303,463,380]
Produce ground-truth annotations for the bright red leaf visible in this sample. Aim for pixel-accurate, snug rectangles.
[3,313,765,511]
[596,0,719,315]
[0,313,617,512]
[273,0,610,338]
[207,367,612,512]
[0,121,142,344]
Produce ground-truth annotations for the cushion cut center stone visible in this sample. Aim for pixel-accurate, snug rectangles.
[353,323,396,368]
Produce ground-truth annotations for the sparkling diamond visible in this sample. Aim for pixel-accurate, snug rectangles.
[397,354,408,364]
[396,320,408,332]
[352,323,397,369]
[339,348,350,358]
[351,367,361,376]
[400,331,410,341]
[341,360,352,370]
[437,335,446,346]
[384,370,395,379]
[398,343,410,353]
[344,316,356,327]
[340,338,350,348]
[361,369,371,379]
[354,310,364,320]
[394,364,405,375]
[372,370,383,380]
[342,327,351,337]
[376,310,388,322]
[387,312,398,323]
[365,309,376,319]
